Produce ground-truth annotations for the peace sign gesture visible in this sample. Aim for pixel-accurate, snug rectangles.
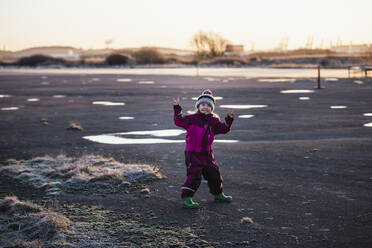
[227,109,234,118]
[173,97,180,106]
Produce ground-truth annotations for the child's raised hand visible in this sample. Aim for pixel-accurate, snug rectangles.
[227,109,234,118]
[173,97,180,106]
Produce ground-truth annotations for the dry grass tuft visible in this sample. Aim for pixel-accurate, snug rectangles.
[0,196,73,247]
[0,155,164,195]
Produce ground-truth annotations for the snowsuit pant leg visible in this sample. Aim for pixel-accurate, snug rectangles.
[181,151,223,198]
[202,164,223,196]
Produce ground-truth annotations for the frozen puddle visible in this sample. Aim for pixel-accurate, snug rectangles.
[238,115,254,119]
[0,94,11,98]
[204,77,220,82]
[27,98,40,102]
[258,78,296,83]
[119,116,134,120]
[354,80,364,85]
[192,96,223,100]
[83,129,239,145]
[363,113,372,116]
[280,90,315,94]
[138,81,155,84]
[53,95,66,98]
[299,97,310,100]
[330,105,347,109]
[93,101,125,106]
[325,78,339,82]
[117,78,132,82]
[220,105,267,109]
[1,107,19,111]
[364,122,372,127]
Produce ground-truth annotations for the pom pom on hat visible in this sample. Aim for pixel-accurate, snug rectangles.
[195,89,216,110]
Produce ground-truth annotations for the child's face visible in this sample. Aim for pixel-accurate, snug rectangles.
[198,103,212,114]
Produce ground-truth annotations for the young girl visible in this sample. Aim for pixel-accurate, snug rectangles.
[173,89,234,208]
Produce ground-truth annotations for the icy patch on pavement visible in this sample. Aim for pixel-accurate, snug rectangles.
[83,129,239,145]
[27,98,40,102]
[238,115,254,118]
[138,81,155,84]
[93,101,125,106]
[119,116,134,120]
[330,105,347,109]
[1,107,19,111]
[280,90,315,94]
[117,78,132,82]
[220,105,267,109]
[258,78,296,83]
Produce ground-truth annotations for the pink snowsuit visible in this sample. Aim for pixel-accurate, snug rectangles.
[173,104,234,198]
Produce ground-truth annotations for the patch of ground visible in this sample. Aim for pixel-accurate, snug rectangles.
[0,196,73,248]
[0,196,216,248]
[0,155,164,196]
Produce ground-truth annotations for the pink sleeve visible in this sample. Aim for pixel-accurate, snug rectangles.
[214,115,234,135]
[173,105,190,130]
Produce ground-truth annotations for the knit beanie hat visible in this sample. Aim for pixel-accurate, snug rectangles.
[195,89,216,111]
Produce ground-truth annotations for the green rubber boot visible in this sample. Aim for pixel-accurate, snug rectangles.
[214,193,232,202]
[183,197,199,208]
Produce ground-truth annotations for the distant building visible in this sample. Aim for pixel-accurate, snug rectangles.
[225,44,244,53]
[330,44,371,54]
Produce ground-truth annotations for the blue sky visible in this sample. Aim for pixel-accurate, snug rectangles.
[1,0,371,51]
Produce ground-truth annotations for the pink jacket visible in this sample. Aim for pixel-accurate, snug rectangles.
[173,105,234,152]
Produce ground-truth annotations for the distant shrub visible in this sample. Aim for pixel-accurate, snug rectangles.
[105,54,130,65]
[132,48,166,64]
[17,54,65,67]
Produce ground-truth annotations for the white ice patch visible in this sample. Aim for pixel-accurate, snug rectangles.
[325,78,339,81]
[1,107,19,111]
[53,95,66,98]
[330,106,347,109]
[117,78,132,82]
[238,115,254,118]
[354,80,364,85]
[0,94,11,98]
[299,97,310,100]
[119,116,134,120]
[138,81,155,84]
[258,78,296,83]
[280,90,315,94]
[92,101,125,106]
[220,105,268,109]
[27,98,40,102]
[203,77,220,82]
[364,122,372,127]
[117,129,186,137]
[83,129,239,145]
[84,135,185,144]
[192,96,223,100]
[363,113,372,116]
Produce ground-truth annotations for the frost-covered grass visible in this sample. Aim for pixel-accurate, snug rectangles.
[0,155,164,195]
[0,196,214,248]
[0,196,73,247]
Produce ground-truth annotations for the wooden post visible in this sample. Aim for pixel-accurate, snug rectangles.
[317,65,322,89]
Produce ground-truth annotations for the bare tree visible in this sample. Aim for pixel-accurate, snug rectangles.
[190,31,229,59]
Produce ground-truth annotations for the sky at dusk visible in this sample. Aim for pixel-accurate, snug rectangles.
[1,0,371,51]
